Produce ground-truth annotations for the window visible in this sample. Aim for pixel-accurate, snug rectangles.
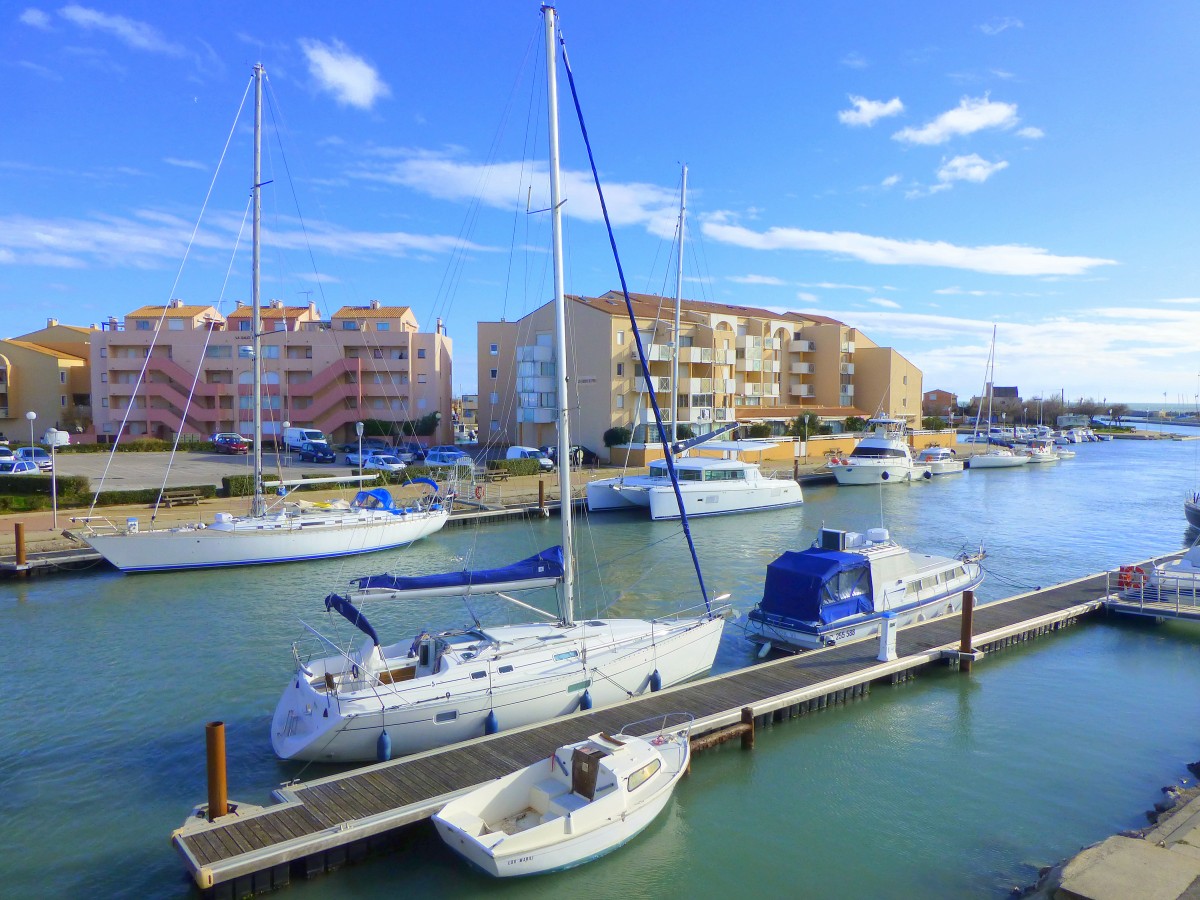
[101,398,109,408]
[417,374,427,384]
[680,335,693,348]
[616,331,625,345]
[262,345,279,359]
[135,320,151,331]
[627,759,661,792]
[903,375,908,385]
[489,392,499,404]
[205,346,232,359]
[342,320,359,330]
[238,321,251,332]
[377,322,390,331]
[616,395,624,409]
[100,373,108,383]
[59,371,67,384]
[489,418,499,432]
[616,363,623,377]
[373,349,384,359]
[435,711,457,723]
[60,395,67,407]
[417,348,426,359]
[498,664,513,674]
[168,318,185,331]
[489,343,499,355]
[489,369,497,379]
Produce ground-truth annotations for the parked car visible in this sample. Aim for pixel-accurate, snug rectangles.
[541,444,600,466]
[0,446,13,461]
[362,453,407,473]
[423,446,475,470]
[15,446,53,471]
[0,459,40,475]
[395,442,426,463]
[297,441,336,464]
[212,434,250,455]
[339,437,394,455]
[506,445,554,472]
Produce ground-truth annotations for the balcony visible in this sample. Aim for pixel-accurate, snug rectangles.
[636,343,673,362]
[790,362,815,375]
[517,376,556,393]
[841,341,856,354]
[635,375,672,393]
[713,349,734,365]
[516,344,553,363]
[678,346,713,364]
[789,382,815,398]
[518,407,556,424]
[841,362,855,375]
[735,335,763,350]
[677,377,713,394]
[735,358,763,373]
[791,339,816,353]
[713,407,735,422]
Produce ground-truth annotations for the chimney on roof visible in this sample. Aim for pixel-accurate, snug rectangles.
[47,317,58,327]
[309,302,318,317]
[370,299,381,310]
[90,323,99,330]
[108,316,118,326]
[169,298,183,309]
[271,299,283,309]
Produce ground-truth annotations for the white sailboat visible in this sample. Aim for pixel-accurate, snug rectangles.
[967,327,1029,471]
[270,9,726,764]
[79,65,450,573]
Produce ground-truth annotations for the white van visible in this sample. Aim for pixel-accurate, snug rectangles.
[41,428,70,447]
[505,445,553,471]
[283,426,328,452]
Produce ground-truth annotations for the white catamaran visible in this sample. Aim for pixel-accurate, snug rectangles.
[79,66,450,573]
[270,9,726,764]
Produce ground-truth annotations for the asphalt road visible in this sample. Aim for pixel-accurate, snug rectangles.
[51,450,364,491]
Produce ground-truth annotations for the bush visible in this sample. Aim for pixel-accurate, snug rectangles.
[922,416,948,430]
[843,416,868,433]
[487,458,542,476]
[746,423,772,439]
[603,426,632,448]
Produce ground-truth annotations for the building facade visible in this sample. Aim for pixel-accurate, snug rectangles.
[0,319,94,444]
[477,290,923,456]
[90,299,454,446]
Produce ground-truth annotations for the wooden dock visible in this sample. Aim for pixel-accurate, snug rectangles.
[172,568,1118,897]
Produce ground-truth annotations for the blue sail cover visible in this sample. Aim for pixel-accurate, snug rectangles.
[756,549,874,626]
[351,546,565,595]
[325,593,380,645]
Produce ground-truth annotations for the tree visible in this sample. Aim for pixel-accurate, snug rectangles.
[603,426,632,447]
[843,416,867,433]
[746,422,772,439]
[789,413,822,438]
[922,416,947,430]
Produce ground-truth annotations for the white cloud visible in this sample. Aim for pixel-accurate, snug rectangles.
[300,38,390,110]
[838,95,904,127]
[893,96,1019,145]
[19,8,51,29]
[796,291,818,302]
[881,174,901,188]
[1017,126,1045,139]
[728,274,786,286]
[935,286,1000,297]
[841,52,868,69]
[937,154,1008,184]
[17,60,60,80]
[980,17,1024,36]
[58,4,185,56]
[1159,297,1200,304]
[702,219,1116,277]
[868,297,901,308]
[799,281,878,292]
[163,158,207,172]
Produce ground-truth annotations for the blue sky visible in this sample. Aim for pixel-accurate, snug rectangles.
[4,3,1200,407]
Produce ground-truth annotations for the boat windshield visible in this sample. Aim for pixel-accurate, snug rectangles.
[703,468,746,482]
[850,446,908,459]
[649,463,703,481]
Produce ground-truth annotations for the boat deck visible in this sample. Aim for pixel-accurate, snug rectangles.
[173,568,1122,896]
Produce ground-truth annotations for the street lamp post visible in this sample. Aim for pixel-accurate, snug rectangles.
[26,411,55,527]
[356,421,364,474]
[26,409,36,450]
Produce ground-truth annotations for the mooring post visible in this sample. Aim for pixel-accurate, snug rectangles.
[740,706,755,750]
[538,479,545,513]
[14,522,26,568]
[206,721,228,822]
[792,458,799,480]
[959,589,975,673]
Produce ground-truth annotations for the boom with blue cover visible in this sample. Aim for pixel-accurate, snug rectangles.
[351,546,565,597]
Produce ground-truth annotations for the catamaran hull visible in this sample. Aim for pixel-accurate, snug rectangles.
[744,581,982,653]
[272,616,724,762]
[83,509,449,572]
[586,479,803,520]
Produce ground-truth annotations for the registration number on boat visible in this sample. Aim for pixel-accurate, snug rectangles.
[831,628,856,642]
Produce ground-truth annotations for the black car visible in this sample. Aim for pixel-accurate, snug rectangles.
[541,444,599,466]
[297,441,336,463]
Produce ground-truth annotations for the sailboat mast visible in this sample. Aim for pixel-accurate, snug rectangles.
[250,63,265,518]
[671,164,687,442]
[543,6,575,626]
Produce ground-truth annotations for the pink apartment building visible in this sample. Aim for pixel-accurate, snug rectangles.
[90,299,454,446]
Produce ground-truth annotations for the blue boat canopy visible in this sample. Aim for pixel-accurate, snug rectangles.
[352,488,398,511]
[351,546,565,597]
[325,593,380,645]
[757,549,874,625]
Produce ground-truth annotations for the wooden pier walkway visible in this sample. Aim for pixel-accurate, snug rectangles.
[173,569,1117,897]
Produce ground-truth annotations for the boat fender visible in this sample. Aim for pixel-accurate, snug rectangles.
[881,471,890,481]
[474,486,484,500]
[649,669,662,692]
[579,689,592,711]
[485,710,499,735]
[757,641,772,659]
[923,470,932,480]
[377,730,392,762]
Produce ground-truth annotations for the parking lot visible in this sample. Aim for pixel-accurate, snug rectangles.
[50,450,371,491]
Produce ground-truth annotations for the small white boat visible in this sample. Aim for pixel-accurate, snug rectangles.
[967,447,1030,469]
[586,440,803,520]
[1019,438,1059,464]
[742,527,984,653]
[915,446,964,475]
[830,418,932,485]
[433,715,692,877]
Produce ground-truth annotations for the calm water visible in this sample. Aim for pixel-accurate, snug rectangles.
[2,437,1199,897]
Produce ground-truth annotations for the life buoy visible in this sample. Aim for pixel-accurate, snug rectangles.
[1117,565,1145,589]
[474,486,483,500]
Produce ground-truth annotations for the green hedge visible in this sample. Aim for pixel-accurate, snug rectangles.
[0,475,217,511]
[487,458,542,476]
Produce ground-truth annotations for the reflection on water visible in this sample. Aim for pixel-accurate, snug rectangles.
[2,437,1199,897]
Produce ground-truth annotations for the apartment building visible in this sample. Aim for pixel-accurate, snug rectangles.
[477,290,922,455]
[0,319,94,443]
[90,299,454,446]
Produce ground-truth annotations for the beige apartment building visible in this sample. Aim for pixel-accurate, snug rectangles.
[477,290,922,455]
[0,319,94,444]
[90,299,454,446]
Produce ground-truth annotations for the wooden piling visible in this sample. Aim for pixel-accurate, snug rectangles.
[959,589,975,673]
[206,721,228,822]
[14,523,26,568]
[538,480,545,513]
[740,706,755,750]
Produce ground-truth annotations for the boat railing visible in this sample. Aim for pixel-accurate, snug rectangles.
[653,600,731,621]
[617,712,695,741]
[1108,561,1200,613]
[68,514,125,535]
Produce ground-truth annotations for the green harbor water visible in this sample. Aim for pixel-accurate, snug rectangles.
[2,435,1199,897]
